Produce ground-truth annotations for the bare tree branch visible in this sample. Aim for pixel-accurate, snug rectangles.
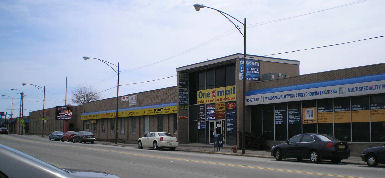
[71,87,100,105]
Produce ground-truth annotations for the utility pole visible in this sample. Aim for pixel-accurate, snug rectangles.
[42,86,46,137]
[19,92,24,135]
[64,77,68,133]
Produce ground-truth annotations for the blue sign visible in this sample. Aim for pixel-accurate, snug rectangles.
[239,59,260,81]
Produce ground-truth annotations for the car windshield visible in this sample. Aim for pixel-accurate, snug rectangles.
[54,131,63,134]
[158,133,172,137]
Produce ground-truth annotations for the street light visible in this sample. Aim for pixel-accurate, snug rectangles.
[193,4,247,154]
[22,83,46,137]
[10,88,24,135]
[83,56,120,144]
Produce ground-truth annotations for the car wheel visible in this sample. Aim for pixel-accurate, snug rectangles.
[138,141,143,149]
[91,141,94,144]
[153,141,158,150]
[61,139,64,142]
[72,139,76,143]
[366,155,377,167]
[310,151,320,163]
[274,149,282,161]
[332,158,341,164]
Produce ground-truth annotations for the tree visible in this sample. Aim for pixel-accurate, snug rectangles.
[72,87,100,105]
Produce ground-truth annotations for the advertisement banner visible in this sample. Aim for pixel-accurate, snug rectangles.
[239,59,260,81]
[352,110,370,122]
[206,104,215,120]
[56,106,72,120]
[302,108,317,124]
[334,111,350,123]
[371,109,385,122]
[317,112,333,123]
[197,85,236,104]
[246,77,385,106]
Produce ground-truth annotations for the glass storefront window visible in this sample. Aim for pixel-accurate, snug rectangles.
[317,99,333,136]
[302,100,317,133]
[334,97,351,141]
[206,69,215,89]
[351,95,370,141]
[288,102,301,138]
[370,94,385,142]
[274,104,287,141]
[262,105,274,140]
[131,118,136,134]
[215,66,226,88]
[226,65,235,86]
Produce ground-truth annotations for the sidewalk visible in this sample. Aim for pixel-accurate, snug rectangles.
[98,141,364,165]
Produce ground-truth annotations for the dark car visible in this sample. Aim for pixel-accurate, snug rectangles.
[271,133,350,164]
[48,131,64,141]
[361,145,385,167]
[73,131,95,144]
[61,131,77,142]
[0,127,8,134]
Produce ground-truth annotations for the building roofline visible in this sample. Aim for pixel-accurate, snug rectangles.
[176,53,300,72]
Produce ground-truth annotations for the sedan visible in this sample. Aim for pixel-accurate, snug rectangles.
[361,145,385,167]
[138,132,178,150]
[271,133,350,164]
[73,131,95,144]
[48,131,63,141]
[61,131,77,142]
[0,127,8,134]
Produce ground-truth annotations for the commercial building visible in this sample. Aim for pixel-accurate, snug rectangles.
[26,53,385,150]
[80,87,178,142]
[246,63,385,143]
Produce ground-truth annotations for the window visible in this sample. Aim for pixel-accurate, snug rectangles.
[110,119,114,131]
[198,71,206,90]
[225,64,235,86]
[334,97,351,141]
[317,99,333,136]
[120,119,125,134]
[301,135,314,142]
[158,132,172,136]
[93,123,96,132]
[101,120,105,133]
[288,102,301,138]
[288,134,301,144]
[274,104,287,141]
[351,96,370,142]
[302,100,317,133]
[215,66,226,88]
[144,116,149,133]
[262,105,274,140]
[157,116,163,132]
[150,133,155,137]
[206,69,215,89]
[131,118,136,134]
[370,94,385,142]
[316,135,332,142]
[173,114,177,133]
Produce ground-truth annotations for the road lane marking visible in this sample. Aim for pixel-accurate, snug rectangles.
[1,135,365,178]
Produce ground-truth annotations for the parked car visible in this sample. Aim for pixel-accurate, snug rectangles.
[48,131,63,141]
[0,127,8,134]
[73,131,95,144]
[271,133,350,164]
[138,132,178,150]
[61,131,77,142]
[361,145,385,167]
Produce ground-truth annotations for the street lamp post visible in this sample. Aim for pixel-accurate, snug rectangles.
[83,57,120,144]
[194,4,247,154]
[11,88,24,135]
[22,83,46,136]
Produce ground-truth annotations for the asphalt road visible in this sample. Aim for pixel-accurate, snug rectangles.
[0,134,384,178]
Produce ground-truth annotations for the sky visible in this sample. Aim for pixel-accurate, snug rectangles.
[0,0,384,116]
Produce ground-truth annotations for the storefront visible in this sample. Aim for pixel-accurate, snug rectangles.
[246,73,385,142]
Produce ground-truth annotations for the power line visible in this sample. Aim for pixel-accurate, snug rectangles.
[264,35,384,57]
[124,0,367,71]
[96,74,176,94]
[248,0,367,28]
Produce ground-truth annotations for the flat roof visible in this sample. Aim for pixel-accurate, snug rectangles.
[176,53,300,72]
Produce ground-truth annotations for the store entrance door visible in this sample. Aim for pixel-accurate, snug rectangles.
[209,120,224,144]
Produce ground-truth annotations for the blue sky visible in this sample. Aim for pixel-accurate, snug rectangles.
[0,0,384,116]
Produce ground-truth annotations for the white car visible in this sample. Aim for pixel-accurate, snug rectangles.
[138,132,178,150]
